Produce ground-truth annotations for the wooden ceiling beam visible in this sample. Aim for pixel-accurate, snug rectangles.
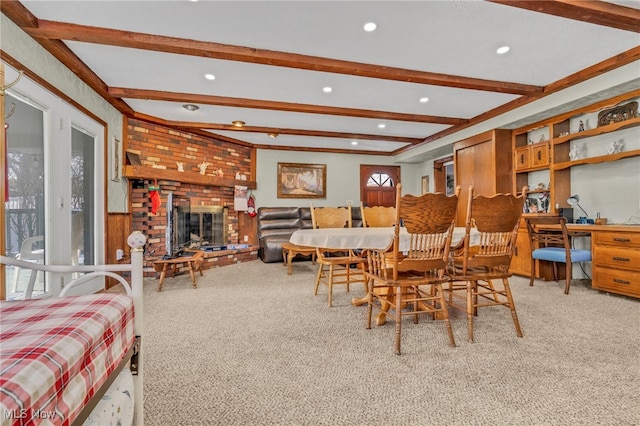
[26,20,544,96]
[489,0,640,33]
[109,87,466,125]
[172,122,423,144]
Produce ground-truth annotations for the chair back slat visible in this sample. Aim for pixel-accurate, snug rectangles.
[461,186,526,274]
[310,204,352,229]
[361,204,396,228]
[387,185,459,277]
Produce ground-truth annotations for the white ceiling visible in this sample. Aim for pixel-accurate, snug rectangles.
[11,0,640,158]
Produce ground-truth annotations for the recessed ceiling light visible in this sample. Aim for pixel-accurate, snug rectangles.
[232,120,245,127]
[378,123,386,129]
[351,141,358,146]
[419,97,429,103]
[205,73,215,80]
[496,46,510,55]
[323,87,332,93]
[364,22,377,32]
[183,104,199,111]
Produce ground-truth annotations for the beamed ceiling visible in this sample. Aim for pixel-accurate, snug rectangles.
[1,0,639,160]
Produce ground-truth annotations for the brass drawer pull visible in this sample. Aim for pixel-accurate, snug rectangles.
[612,256,630,262]
[612,238,631,243]
[613,279,630,285]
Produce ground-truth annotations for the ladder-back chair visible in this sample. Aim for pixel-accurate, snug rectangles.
[525,216,591,294]
[310,204,366,307]
[364,184,459,355]
[446,186,526,343]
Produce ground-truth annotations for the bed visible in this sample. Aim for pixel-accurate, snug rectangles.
[0,238,144,426]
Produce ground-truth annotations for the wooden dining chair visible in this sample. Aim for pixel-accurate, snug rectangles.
[445,186,526,343]
[360,203,396,228]
[310,204,367,307]
[364,184,458,355]
[525,216,592,294]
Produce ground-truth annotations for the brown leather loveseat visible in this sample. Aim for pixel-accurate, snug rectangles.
[257,206,362,263]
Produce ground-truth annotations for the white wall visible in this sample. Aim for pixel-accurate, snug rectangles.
[254,150,423,208]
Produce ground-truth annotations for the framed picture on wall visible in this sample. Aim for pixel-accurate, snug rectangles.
[277,162,326,199]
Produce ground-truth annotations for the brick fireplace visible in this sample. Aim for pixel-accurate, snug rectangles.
[125,118,258,276]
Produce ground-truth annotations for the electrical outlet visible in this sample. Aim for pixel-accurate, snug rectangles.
[116,249,124,260]
[243,235,248,242]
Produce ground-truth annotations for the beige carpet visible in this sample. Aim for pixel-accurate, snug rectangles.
[142,260,639,426]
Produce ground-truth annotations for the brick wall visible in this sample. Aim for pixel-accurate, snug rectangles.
[126,118,257,276]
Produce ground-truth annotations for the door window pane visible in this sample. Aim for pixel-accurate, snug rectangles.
[4,95,46,299]
[71,127,95,266]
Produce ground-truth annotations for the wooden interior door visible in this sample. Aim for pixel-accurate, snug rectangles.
[360,165,400,207]
[454,139,493,225]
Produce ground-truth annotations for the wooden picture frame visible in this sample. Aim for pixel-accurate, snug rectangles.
[421,175,429,194]
[111,137,121,182]
[277,162,326,199]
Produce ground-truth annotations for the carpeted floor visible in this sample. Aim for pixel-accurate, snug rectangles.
[142,260,639,426]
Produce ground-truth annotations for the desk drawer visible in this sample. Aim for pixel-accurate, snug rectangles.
[593,267,640,298]
[593,232,640,248]
[594,246,640,270]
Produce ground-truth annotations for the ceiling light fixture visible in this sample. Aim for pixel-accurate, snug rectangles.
[183,104,199,111]
[364,22,377,32]
[496,45,510,55]
[378,123,386,129]
[232,120,245,127]
[419,97,429,103]
[268,133,279,138]
[351,141,358,146]
[205,73,215,80]
[323,86,332,93]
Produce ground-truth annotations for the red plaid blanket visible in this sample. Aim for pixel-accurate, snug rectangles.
[1,294,135,426]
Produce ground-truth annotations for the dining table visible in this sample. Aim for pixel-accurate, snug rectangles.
[290,226,474,324]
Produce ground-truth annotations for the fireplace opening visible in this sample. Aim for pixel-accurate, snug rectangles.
[166,192,228,257]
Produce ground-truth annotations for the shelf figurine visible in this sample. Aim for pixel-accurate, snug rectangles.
[198,159,210,175]
[607,140,623,155]
[569,144,581,161]
[578,120,585,132]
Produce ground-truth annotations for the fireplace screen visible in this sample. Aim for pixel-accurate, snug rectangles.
[166,193,227,256]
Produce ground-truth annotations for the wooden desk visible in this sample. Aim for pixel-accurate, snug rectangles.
[153,250,204,291]
[533,223,640,298]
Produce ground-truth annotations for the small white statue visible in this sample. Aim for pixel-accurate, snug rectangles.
[235,171,241,180]
[569,144,581,161]
[607,140,623,155]
[176,162,184,172]
[198,159,210,175]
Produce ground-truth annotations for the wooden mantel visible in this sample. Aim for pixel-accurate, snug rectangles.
[124,165,257,189]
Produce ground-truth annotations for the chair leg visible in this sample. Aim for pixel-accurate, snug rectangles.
[564,262,572,295]
[502,278,523,338]
[466,280,475,343]
[314,263,323,295]
[366,279,374,330]
[529,258,535,286]
[394,285,403,355]
[432,284,456,347]
[328,264,334,307]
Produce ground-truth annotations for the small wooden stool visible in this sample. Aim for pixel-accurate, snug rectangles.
[281,242,316,275]
[153,250,204,291]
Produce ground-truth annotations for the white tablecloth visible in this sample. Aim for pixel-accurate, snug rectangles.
[290,227,468,252]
